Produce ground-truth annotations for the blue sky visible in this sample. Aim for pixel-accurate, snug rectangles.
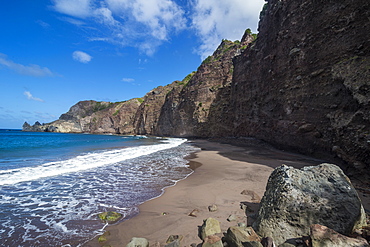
[0,0,265,129]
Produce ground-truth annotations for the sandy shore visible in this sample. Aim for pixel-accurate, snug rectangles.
[84,139,369,247]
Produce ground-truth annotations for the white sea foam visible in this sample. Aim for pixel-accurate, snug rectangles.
[0,138,187,186]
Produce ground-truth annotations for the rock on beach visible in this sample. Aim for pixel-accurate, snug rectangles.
[253,163,367,246]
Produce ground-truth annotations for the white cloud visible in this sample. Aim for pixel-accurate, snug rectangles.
[122,78,135,83]
[0,54,55,77]
[36,20,51,29]
[191,0,265,59]
[51,0,93,18]
[51,0,264,58]
[52,0,187,55]
[72,51,93,63]
[24,91,44,102]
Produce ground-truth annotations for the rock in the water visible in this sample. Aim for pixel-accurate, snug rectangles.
[208,204,218,212]
[224,226,261,247]
[199,218,222,240]
[126,237,149,247]
[310,224,369,247]
[98,211,122,223]
[253,164,367,246]
[202,235,223,247]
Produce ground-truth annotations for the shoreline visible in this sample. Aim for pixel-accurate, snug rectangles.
[84,139,370,247]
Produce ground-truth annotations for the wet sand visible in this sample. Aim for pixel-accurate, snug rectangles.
[84,139,370,247]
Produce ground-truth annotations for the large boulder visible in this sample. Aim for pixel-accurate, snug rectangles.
[253,163,367,246]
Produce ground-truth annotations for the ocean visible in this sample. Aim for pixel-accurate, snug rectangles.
[0,129,199,246]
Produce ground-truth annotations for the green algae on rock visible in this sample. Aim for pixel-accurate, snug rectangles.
[98,211,123,224]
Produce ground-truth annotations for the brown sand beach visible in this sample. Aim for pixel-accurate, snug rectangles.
[84,139,370,247]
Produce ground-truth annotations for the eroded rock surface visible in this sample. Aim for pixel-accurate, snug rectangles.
[253,164,367,246]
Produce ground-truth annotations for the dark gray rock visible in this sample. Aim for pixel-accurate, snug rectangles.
[253,164,367,246]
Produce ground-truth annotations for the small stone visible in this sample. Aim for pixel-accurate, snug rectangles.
[227,214,237,222]
[126,237,149,247]
[199,218,222,240]
[224,226,260,247]
[98,235,107,243]
[240,190,261,203]
[237,223,246,228]
[261,237,275,247]
[151,242,161,247]
[164,239,180,247]
[202,235,223,247]
[189,209,200,217]
[166,235,183,243]
[208,204,218,212]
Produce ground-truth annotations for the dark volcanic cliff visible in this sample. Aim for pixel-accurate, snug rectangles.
[225,0,370,172]
[156,36,254,136]
[24,0,370,174]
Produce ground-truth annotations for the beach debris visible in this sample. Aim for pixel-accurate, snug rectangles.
[240,190,261,203]
[227,214,237,222]
[253,164,367,246]
[165,235,183,247]
[126,237,149,247]
[202,235,223,247]
[224,226,260,247]
[98,211,123,224]
[199,218,222,240]
[310,224,369,247]
[260,237,275,247]
[208,204,218,212]
[189,209,200,217]
[162,212,168,216]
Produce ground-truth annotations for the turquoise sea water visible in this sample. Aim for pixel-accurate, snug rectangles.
[0,129,198,246]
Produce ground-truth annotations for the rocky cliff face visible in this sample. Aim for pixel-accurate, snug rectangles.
[24,0,370,175]
[225,0,370,172]
[133,81,184,135]
[156,36,254,136]
[24,99,142,134]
